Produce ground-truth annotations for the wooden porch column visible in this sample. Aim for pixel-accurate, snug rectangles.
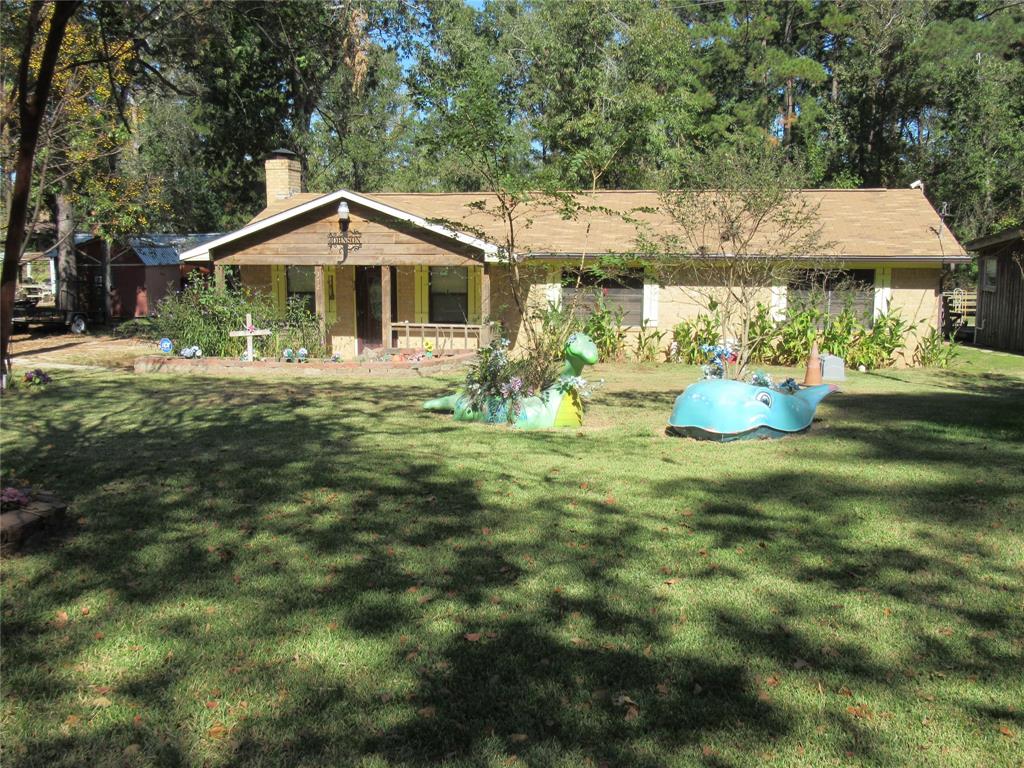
[314,265,326,340]
[480,263,491,321]
[380,265,392,348]
[214,264,226,291]
[480,264,492,345]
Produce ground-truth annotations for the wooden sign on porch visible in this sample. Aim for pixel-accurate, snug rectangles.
[230,313,271,362]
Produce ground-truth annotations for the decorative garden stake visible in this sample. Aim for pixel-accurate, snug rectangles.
[667,380,838,441]
[803,341,823,386]
[423,333,600,430]
[229,313,271,363]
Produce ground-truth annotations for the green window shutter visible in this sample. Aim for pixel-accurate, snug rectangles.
[414,266,429,322]
[324,266,337,324]
[271,265,287,316]
[468,266,481,323]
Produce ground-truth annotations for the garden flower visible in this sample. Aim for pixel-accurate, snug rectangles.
[1,487,30,507]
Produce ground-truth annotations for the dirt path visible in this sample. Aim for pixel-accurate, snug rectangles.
[10,330,151,370]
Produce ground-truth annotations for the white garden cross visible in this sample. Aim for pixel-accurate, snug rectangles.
[229,313,271,362]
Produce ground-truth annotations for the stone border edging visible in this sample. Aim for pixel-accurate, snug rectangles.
[1,490,68,550]
[133,352,476,377]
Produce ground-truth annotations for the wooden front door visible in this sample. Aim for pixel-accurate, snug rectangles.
[355,266,382,350]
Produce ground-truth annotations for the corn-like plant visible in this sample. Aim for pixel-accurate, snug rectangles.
[913,327,960,368]
[745,302,777,364]
[670,313,720,364]
[633,320,668,362]
[775,306,822,365]
[582,298,627,362]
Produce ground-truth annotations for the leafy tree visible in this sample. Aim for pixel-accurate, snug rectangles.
[638,140,827,380]
[2,0,80,380]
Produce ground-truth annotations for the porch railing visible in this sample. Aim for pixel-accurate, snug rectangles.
[393,321,492,353]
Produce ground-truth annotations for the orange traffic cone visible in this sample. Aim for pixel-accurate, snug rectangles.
[803,340,823,386]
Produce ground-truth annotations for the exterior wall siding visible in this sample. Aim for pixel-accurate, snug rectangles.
[975,250,1024,352]
[889,267,940,328]
[214,203,483,267]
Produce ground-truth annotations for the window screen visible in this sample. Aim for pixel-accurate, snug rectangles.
[787,269,875,326]
[983,258,998,292]
[429,267,469,323]
[562,268,645,326]
[287,266,316,314]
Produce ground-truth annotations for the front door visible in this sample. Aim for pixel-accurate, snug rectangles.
[355,266,382,351]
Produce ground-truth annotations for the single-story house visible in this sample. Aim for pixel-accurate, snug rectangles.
[181,149,969,358]
[965,227,1024,353]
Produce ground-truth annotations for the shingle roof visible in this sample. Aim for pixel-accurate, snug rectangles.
[249,188,965,260]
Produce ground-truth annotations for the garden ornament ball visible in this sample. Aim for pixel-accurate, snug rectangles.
[667,379,838,441]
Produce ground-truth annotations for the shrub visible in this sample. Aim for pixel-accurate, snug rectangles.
[114,318,160,340]
[521,303,581,393]
[820,307,860,359]
[582,298,627,362]
[153,278,324,359]
[670,313,719,364]
[274,297,326,359]
[846,311,911,370]
[745,302,776,364]
[775,306,821,365]
[463,338,528,422]
[913,327,960,368]
[633,320,668,362]
[668,304,916,372]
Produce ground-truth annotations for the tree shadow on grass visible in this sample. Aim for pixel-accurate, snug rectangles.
[1,370,1022,766]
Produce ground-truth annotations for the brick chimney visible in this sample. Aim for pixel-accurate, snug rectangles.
[263,148,304,206]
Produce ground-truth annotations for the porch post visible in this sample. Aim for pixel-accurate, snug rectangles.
[314,265,326,340]
[480,263,491,345]
[380,265,392,348]
[214,264,226,291]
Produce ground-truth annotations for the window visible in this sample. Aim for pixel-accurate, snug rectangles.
[286,266,316,314]
[983,257,998,292]
[562,268,645,326]
[429,267,468,323]
[787,269,875,326]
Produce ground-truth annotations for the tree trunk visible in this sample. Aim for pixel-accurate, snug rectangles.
[55,186,77,313]
[1,0,80,382]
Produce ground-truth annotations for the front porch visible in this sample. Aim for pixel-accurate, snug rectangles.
[224,262,493,358]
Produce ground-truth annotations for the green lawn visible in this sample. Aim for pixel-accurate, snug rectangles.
[2,349,1023,767]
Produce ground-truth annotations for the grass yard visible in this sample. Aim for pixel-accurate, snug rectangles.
[2,349,1023,767]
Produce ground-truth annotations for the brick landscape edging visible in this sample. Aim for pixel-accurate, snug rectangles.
[134,353,476,377]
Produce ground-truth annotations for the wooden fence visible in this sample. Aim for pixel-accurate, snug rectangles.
[393,322,492,353]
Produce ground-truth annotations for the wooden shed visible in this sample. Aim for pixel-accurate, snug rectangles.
[965,227,1024,353]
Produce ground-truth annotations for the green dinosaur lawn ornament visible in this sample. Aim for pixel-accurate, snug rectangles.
[423,333,599,430]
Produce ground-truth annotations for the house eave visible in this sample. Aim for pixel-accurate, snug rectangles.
[179,190,501,263]
[964,227,1024,252]
[525,252,971,264]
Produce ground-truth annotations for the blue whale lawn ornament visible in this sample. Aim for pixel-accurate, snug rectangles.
[667,379,838,441]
